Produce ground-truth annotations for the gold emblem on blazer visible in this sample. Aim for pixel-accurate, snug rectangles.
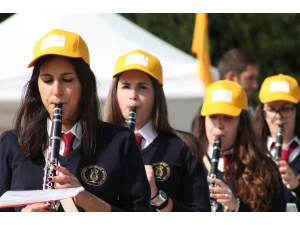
[81,165,107,186]
[151,162,170,182]
[297,173,300,180]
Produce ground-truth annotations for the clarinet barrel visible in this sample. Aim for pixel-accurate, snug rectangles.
[50,104,63,160]
[275,124,284,162]
[43,104,63,211]
[126,107,136,131]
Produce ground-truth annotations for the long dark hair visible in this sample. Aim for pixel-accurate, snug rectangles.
[14,55,101,162]
[193,109,281,211]
[254,102,300,154]
[103,74,204,166]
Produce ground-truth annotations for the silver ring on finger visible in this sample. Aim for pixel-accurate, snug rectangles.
[224,193,229,197]
[31,206,34,212]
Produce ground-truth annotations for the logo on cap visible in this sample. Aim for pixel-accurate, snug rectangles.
[211,89,232,103]
[270,81,290,93]
[40,35,65,51]
[125,53,149,67]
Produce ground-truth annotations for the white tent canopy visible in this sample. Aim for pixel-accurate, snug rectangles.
[0,13,217,131]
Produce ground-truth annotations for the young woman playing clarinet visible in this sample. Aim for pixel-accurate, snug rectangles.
[104,49,211,212]
[0,29,151,212]
[254,74,300,211]
[193,80,286,211]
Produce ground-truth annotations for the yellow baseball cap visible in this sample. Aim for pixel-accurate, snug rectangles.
[113,49,163,85]
[201,80,248,116]
[259,74,300,103]
[28,29,90,68]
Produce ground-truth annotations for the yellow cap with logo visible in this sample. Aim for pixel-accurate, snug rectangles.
[259,74,300,103]
[113,49,163,85]
[201,80,248,116]
[28,29,90,68]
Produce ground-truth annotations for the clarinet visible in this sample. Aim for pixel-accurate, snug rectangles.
[274,124,284,162]
[209,135,221,212]
[126,107,136,131]
[43,104,63,211]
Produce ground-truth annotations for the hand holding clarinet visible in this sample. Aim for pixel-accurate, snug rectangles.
[208,136,239,212]
[274,124,299,190]
[21,104,63,212]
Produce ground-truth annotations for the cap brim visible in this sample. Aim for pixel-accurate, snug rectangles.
[259,92,298,103]
[113,65,162,85]
[28,50,90,68]
[201,102,242,116]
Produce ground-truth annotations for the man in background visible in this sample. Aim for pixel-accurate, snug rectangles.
[191,48,258,131]
[218,48,259,115]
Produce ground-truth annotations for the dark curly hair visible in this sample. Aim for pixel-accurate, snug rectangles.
[193,109,281,211]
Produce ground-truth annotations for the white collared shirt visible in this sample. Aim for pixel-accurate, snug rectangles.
[134,120,158,150]
[45,118,82,157]
[207,145,233,172]
[267,135,300,163]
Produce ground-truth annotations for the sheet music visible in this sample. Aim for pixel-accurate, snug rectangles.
[286,203,298,212]
[0,187,84,208]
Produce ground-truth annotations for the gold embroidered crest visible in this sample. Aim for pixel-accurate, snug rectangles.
[151,162,170,182]
[81,165,107,186]
[297,173,300,180]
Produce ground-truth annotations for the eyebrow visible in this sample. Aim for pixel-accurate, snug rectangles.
[39,72,76,77]
[265,104,294,108]
[120,81,150,85]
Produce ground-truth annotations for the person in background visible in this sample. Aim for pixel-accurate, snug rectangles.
[193,80,286,211]
[191,48,258,132]
[254,74,300,211]
[0,29,151,212]
[103,49,211,212]
[218,48,258,115]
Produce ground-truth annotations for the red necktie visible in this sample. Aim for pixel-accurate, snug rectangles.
[135,135,144,150]
[281,141,298,163]
[271,141,298,163]
[62,132,75,157]
[219,154,230,171]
